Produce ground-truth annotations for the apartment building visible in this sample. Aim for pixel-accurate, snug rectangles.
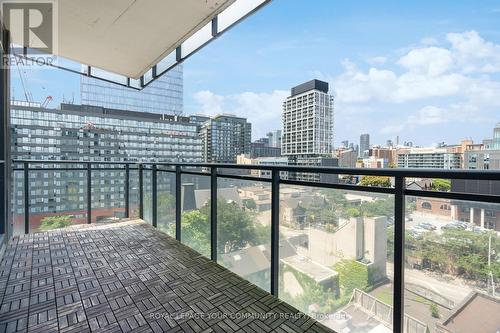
[250,137,281,158]
[282,79,333,157]
[282,79,336,181]
[10,101,202,230]
[359,133,370,158]
[199,114,252,163]
[397,147,462,169]
[463,124,500,170]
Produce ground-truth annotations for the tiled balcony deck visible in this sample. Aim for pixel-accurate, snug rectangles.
[0,220,332,333]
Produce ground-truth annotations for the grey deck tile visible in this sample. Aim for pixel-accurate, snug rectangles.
[0,220,333,333]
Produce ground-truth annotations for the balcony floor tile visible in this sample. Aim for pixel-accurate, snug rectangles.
[0,220,332,333]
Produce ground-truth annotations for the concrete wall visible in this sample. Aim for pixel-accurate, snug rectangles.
[308,218,363,267]
[306,216,387,282]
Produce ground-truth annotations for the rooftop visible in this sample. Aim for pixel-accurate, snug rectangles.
[437,292,500,333]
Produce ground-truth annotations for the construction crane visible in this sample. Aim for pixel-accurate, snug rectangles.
[15,62,34,103]
[42,96,53,108]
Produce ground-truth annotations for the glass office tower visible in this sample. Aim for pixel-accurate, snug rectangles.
[81,65,183,115]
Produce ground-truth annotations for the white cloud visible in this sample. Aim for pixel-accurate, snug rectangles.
[407,106,448,125]
[333,31,500,107]
[193,90,225,115]
[192,31,500,145]
[366,56,388,65]
[447,30,500,73]
[193,90,288,139]
[397,47,453,76]
[420,37,439,46]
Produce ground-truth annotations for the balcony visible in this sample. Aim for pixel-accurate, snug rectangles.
[1,160,499,333]
[1,1,500,332]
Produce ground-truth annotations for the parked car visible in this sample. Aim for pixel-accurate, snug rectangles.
[417,222,436,231]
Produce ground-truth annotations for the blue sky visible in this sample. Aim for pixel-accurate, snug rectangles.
[11,0,500,147]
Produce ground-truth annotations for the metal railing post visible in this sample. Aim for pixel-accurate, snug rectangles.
[139,164,144,219]
[87,162,91,224]
[175,165,181,241]
[393,176,405,333]
[270,169,280,296]
[24,162,29,234]
[152,164,157,228]
[210,167,217,261]
[124,164,129,218]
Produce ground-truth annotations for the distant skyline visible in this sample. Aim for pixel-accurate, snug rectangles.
[10,0,500,147]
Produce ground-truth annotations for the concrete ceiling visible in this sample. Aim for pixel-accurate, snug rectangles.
[33,0,234,78]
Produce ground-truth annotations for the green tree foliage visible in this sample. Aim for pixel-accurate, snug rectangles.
[181,210,210,256]
[279,263,341,314]
[359,176,391,187]
[360,199,394,218]
[431,179,451,192]
[396,228,500,283]
[243,198,257,210]
[334,259,371,295]
[207,199,257,253]
[180,198,263,256]
[430,303,440,318]
[39,215,73,231]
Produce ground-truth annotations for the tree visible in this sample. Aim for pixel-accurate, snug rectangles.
[181,210,210,256]
[359,176,391,187]
[39,215,73,231]
[208,199,257,253]
[360,198,394,218]
[243,198,257,210]
[180,198,260,256]
[431,179,451,192]
[430,303,440,318]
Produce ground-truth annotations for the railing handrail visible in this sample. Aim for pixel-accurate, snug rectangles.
[9,158,500,333]
[11,159,500,180]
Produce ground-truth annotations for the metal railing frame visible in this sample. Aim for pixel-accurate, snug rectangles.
[10,159,500,333]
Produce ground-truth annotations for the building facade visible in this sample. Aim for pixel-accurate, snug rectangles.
[463,124,500,170]
[282,79,333,157]
[249,137,281,158]
[359,133,370,158]
[266,130,282,148]
[10,102,202,233]
[397,147,461,169]
[282,80,335,182]
[81,65,183,115]
[336,148,358,168]
[451,179,500,231]
[199,114,252,163]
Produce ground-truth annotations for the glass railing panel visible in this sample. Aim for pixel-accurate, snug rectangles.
[91,168,125,223]
[278,185,394,332]
[18,166,90,233]
[12,169,26,236]
[157,170,176,237]
[404,196,499,333]
[216,177,271,291]
[129,167,140,219]
[143,168,153,224]
[180,173,211,258]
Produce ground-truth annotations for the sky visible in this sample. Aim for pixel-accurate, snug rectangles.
[11,0,500,147]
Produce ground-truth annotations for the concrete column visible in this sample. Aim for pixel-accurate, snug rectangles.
[469,207,474,224]
[451,205,457,220]
[480,208,485,229]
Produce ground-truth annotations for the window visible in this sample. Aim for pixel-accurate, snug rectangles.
[421,202,432,210]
